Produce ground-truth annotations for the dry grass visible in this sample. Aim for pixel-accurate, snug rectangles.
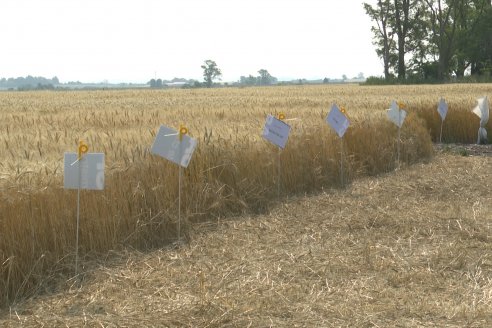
[0,84,490,308]
[1,151,491,326]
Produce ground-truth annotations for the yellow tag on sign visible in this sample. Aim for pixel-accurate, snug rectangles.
[78,141,88,159]
[398,101,406,110]
[340,106,347,115]
[179,125,188,141]
[278,112,286,120]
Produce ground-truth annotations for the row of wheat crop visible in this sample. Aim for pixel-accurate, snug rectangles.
[1,84,489,189]
[0,84,489,307]
[413,102,491,143]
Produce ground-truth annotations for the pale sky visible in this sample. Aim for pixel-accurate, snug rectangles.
[0,0,382,83]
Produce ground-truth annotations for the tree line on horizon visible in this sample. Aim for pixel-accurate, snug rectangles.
[0,76,59,90]
[364,0,492,82]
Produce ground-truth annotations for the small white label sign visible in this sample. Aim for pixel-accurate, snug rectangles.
[326,104,350,138]
[387,100,407,128]
[473,96,489,126]
[151,125,197,168]
[438,98,448,121]
[64,153,105,190]
[262,115,291,149]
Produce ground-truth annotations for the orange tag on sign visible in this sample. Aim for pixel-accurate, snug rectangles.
[179,125,188,141]
[78,141,88,159]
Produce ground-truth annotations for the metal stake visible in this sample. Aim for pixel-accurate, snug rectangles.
[397,127,401,169]
[397,109,401,168]
[340,137,344,188]
[178,165,182,241]
[439,120,444,143]
[75,158,81,275]
[277,147,281,199]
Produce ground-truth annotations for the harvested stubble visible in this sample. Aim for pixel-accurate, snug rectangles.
[0,84,489,307]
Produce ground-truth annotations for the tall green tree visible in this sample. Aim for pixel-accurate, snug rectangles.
[393,0,426,80]
[365,0,491,81]
[258,69,276,85]
[405,2,433,79]
[423,0,467,80]
[451,0,475,77]
[467,0,492,75]
[364,0,426,80]
[201,60,222,88]
[364,0,396,79]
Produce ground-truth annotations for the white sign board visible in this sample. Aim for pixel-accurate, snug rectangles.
[326,104,350,138]
[437,98,448,121]
[387,100,407,128]
[64,153,105,190]
[473,96,489,126]
[473,97,489,144]
[151,125,197,168]
[262,115,291,149]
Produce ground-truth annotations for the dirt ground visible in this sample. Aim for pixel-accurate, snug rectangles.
[1,146,491,327]
[435,143,492,157]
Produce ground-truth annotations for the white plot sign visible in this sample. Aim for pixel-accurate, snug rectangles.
[473,96,489,124]
[437,98,448,121]
[262,115,291,149]
[387,100,407,128]
[473,96,489,144]
[326,104,350,138]
[64,153,105,190]
[151,125,197,168]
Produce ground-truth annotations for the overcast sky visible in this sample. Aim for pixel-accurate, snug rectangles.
[0,0,382,83]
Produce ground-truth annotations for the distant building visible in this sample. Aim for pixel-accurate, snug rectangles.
[343,78,366,83]
[165,82,187,88]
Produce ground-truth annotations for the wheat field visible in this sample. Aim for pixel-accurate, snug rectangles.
[0,83,490,307]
